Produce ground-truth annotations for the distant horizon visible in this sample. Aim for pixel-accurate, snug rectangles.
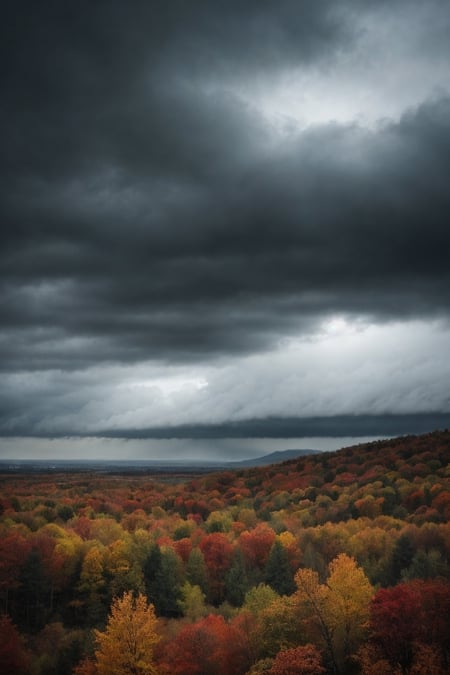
[0,449,321,466]
[0,433,412,463]
[1,413,449,462]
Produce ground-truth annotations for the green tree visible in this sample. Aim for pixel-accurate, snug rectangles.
[243,583,279,615]
[226,549,249,606]
[143,545,183,616]
[401,548,449,581]
[107,539,144,599]
[258,595,301,658]
[158,547,183,616]
[143,545,162,611]
[178,581,208,621]
[186,547,209,595]
[18,549,49,630]
[387,534,415,584]
[265,540,296,596]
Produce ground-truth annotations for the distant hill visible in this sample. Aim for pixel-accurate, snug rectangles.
[229,448,321,467]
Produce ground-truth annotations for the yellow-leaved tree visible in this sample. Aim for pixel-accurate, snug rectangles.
[295,554,373,674]
[93,591,160,675]
[326,553,374,668]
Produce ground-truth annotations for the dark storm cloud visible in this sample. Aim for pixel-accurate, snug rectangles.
[90,414,450,439]
[1,1,450,442]
[1,414,449,441]
[0,0,349,178]
[2,95,450,370]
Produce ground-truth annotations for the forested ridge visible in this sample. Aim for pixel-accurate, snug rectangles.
[1,430,449,674]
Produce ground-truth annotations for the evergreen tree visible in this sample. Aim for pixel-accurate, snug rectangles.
[401,548,449,581]
[143,544,163,611]
[265,540,296,596]
[18,549,49,630]
[143,544,182,616]
[388,534,415,585]
[186,547,209,595]
[158,547,183,616]
[226,549,249,606]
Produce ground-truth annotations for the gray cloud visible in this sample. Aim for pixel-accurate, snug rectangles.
[2,98,450,370]
[91,415,450,440]
[1,319,449,438]
[1,1,450,443]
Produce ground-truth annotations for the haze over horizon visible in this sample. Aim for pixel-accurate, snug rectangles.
[1,1,450,461]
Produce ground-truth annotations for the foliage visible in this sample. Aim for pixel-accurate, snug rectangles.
[159,613,251,675]
[243,583,279,615]
[226,549,249,606]
[93,591,160,675]
[264,540,296,595]
[368,579,450,672]
[256,595,301,659]
[0,430,449,672]
[295,554,373,673]
[270,644,325,675]
[325,553,374,664]
[178,581,208,621]
[0,614,30,674]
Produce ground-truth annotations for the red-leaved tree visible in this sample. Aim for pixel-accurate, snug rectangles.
[369,579,450,671]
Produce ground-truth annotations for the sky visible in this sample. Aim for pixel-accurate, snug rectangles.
[1,1,450,461]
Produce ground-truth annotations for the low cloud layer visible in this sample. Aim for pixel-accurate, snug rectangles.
[1,320,449,439]
[1,1,450,449]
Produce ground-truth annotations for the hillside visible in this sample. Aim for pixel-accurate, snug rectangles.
[182,430,450,524]
[228,447,321,467]
[0,430,449,674]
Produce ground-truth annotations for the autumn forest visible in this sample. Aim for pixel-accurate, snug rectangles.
[1,431,449,674]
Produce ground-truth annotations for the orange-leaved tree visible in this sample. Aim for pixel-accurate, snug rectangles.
[270,644,325,675]
[160,613,251,675]
[93,591,160,675]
